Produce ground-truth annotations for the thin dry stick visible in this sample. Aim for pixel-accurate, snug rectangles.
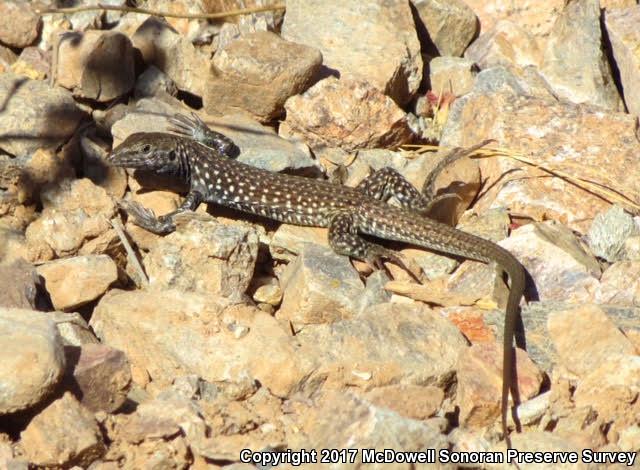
[110,217,149,287]
[35,3,286,20]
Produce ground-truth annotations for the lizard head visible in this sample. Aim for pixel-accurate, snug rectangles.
[108,133,186,176]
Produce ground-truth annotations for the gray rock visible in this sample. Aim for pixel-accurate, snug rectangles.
[587,205,638,262]
[49,311,99,346]
[282,0,422,105]
[277,244,365,326]
[205,31,322,122]
[0,259,38,309]
[413,0,478,57]
[540,0,624,111]
[429,56,477,97]
[134,64,178,99]
[143,218,258,299]
[0,309,65,414]
[0,74,85,158]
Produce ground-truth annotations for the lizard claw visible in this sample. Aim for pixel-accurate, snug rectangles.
[365,248,422,282]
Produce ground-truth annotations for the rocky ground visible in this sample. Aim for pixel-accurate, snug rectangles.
[0,0,639,468]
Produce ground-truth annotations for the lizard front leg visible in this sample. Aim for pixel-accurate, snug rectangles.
[168,113,239,158]
[119,190,203,235]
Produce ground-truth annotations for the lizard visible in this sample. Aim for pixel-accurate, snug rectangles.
[107,113,526,446]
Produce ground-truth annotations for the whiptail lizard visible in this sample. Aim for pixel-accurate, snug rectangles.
[108,113,526,445]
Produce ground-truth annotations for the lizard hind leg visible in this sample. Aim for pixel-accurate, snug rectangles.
[356,167,458,216]
[328,211,419,281]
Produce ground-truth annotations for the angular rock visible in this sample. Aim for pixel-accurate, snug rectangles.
[464,20,543,69]
[20,393,105,468]
[0,226,28,265]
[205,31,322,122]
[280,77,413,151]
[269,224,328,262]
[80,135,128,199]
[442,91,640,233]
[413,0,479,57]
[91,290,314,397]
[500,222,600,302]
[540,0,624,111]
[299,391,452,465]
[595,261,640,306]
[573,355,640,429]
[0,44,17,73]
[428,56,477,97]
[277,244,365,326]
[547,304,636,378]
[0,259,38,309]
[134,64,178,98]
[0,0,40,48]
[282,0,422,105]
[364,384,444,420]
[0,309,65,414]
[587,205,638,262]
[55,30,135,101]
[37,255,118,310]
[0,74,85,158]
[470,65,557,100]
[605,6,640,115]
[65,343,131,413]
[111,98,318,174]
[298,302,468,389]
[50,311,99,346]
[143,218,258,298]
[132,16,209,96]
[25,178,116,262]
[456,342,543,428]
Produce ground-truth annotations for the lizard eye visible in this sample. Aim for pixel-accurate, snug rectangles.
[142,144,151,152]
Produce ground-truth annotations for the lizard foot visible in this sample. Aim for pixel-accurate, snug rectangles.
[365,247,422,282]
[118,200,176,235]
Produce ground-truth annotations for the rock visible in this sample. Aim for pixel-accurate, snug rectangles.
[20,392,105,468]
[280,77,413,152]
[547,304,637,378]
[54,30,135,101]
[37,255,118,310]
[625,236,640,261]
[111,98,318,174]
[277,244,365,326]
[250,278,282,307]
[364,384,444,420]
[470,65,557,100]
[64,343,131,413]
[514,391,551,427]
[0,259,38,309]
[132,16,209,96]
[428,56,477,97]
[25,178,116,262]
[0,309,65,414]
[143,218,258,298]
[281,0,422,105]
[298,302,468,389]
[573,355,640,430]
[0,44,17,73]
[90,290,314,397]
[0,74,85,158]
[441,91,640,233]
[606,6,640,116]
[12,46,50,80]
[500,222,600,302]
[0,226,28,265]
[413,0,479,57]
[299,391,452,467]
[134,64,178,98]
[464,20,543,69]
[540,0,624,111]
[80,135,128,199]
[595,261,640,306]
[0,0,40,48]
[587,205,638,262]
[463,0,565,39]
[456,342,543,428]
[205,31,322,122]
[269,224,328,261]
[50,311,99,346]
